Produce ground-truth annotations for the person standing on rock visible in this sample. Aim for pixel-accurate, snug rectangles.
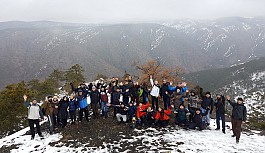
[23,95,44,140]
[226,96,247,143]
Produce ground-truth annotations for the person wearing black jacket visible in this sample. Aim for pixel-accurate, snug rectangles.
[214,95,226,133]
[112,103,128,123]
[200,92,214,127]
[58,96,69,128]
[90,86,100,119]
[189,105,210,131]
[160,80,171,110]
[70,82,88,93]
[227,96,247,143]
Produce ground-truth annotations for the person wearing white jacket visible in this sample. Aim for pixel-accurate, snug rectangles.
[150,75,160,110]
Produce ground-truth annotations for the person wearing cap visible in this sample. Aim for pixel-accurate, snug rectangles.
[150,75,160,110]
[200,92,214,128]
[226,96,247,143]
[214,94,226,134]
[23,95,44,140]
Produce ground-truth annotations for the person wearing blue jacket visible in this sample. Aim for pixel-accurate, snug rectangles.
[68,95,78,124]
[76,89,89,122]
[168,82,188,105]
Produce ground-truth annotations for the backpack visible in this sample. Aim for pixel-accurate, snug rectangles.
[139,88,143,97]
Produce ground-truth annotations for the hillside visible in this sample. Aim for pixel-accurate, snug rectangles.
[1,17,265,89]
[184,57,265,92]
[0,118,264,153]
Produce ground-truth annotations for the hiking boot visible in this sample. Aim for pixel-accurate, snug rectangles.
[236,138,239,143]
[222,129,226,134]
[31,136,34,140]
[215,128,220,130]
[38,134,44,137]
[231,135,236,137]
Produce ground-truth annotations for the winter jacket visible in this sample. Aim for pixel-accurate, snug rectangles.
[150,79,160,97]
[189,95,199,108]
[90,90,100,104]
[155,109,171,121]
[201,96,214,111]
[228,100,247,121]
[24,101,44,120]
[100,90,108,102]
[58,99,69,119]
[189,107,209,124]
[113,91,121,101]
[77,91,89,109]
[131,85,140,97]
[175,108,189,121]
[127,105,137,116]
[113,105,128,115]
[215,99,225,114]
[68,98,78,111]
[160,83,170,98]
[170,92,183,107]
[136,102,150,119]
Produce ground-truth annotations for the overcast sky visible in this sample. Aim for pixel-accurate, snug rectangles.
[1,0,264,23]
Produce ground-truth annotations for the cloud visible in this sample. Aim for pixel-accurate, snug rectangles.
[0,0,264,23]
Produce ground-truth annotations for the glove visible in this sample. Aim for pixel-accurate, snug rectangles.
[210,110,212,114]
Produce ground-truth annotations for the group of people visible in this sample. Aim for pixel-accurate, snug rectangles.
[23,76,247,143]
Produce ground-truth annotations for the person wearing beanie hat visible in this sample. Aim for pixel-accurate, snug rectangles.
[226,95,247,143]
[23,95,44,140]
[200,91,214,128]
[188,104,210,131]
[175,104,190,129]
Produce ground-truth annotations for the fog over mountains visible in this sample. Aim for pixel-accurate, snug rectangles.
[0,17,265,88]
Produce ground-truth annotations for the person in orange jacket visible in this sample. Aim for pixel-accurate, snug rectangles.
[155,107,171,127]
[136,102,150,125]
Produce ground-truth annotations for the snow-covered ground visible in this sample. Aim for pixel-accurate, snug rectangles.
[0,120,264,153]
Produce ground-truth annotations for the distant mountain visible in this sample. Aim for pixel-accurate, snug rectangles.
[0,17,265,89]
[184,57,265,93]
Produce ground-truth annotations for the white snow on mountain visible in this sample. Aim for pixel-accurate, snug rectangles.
[0,120,264,153]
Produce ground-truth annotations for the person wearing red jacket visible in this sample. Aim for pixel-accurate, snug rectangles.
[155,107,171,127]
[136,102,150,125]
